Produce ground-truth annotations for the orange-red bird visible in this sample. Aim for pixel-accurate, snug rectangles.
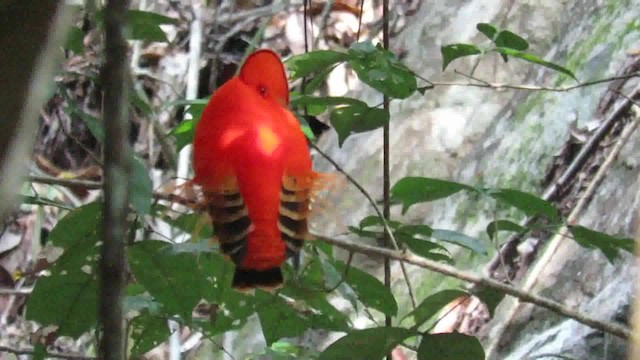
[192,49,318,290]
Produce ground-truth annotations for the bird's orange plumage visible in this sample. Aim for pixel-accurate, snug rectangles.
[192,49,317,290]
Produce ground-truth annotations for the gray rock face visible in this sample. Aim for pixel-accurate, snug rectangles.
[311,0,640,358]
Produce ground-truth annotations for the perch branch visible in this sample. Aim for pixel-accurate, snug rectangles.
[312,232,631,340]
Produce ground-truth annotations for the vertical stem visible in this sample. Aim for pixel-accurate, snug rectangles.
[100,0,130,359]
[382,0,392,358]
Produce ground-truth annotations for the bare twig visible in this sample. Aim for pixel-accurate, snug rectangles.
[428,72,640,92]
[312,232,631,340]
[99,0,130,358]
[0,345,95,360]
[312,0,333,49]
[214,16,257,53]
[28,175,102,189]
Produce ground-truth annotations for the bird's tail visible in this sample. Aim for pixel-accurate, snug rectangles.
[231,267,283,291]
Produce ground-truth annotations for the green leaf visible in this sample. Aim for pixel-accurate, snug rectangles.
[198,290,257,336]
[319,327,413,360]
[128,240,204,319]
[493,47,576,80]
[47,202,102,249]
[166,212,213,242]
[26,203,102,337]
[64,105,104,143]
[126,10,177,42]
[568,226,634,263]
[330,104,389,147]
[418,333,485,360]
[124,293,162,313]
[399,236,453,264]
[129,156,152,215]
[64,26,84,53]
[130,90,153,115]
[165,98,210,108]
[333,260,398,316]
[441,44,482,71]
[494,30,529,51]
[290,95,365,109]
[320,257,358,310]
[431,229,487,255]
[357,215,403,232]
[130,311,169,356]
[295,114,317,140]
[193,253,257,335]
[486,220,526,241]
[95,10,177,42]
[262,341,320,359]
[488,188,559,220]
[285,50,349,80]
[404,289,468,327]
[165,99,207,151]
[395,223,453,262]
[472,286,505,317]
[398,224,433,237]
[476,23,498,41]
[280,284,350,332]
[391,177,475,213]
[256,290,310,345]
[348,41,417,99]
[171,119,196,152]
[290,95,367,117]
[303,65,335,94]
[26,268,98,338]
[33,345,47,360]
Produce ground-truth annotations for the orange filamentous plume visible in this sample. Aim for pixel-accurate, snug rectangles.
[192,49,323,291]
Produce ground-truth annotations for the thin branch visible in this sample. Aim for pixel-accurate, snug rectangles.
[311,144,417,309]
[28,175,102,189]
[0,345,95,360]
[312,232,631,340]
[428,72,640,92]
[355,0,364,41]
[0,287,33,296]
[99,0,130,358]
[382,2,393,359]
[312,0,333,49]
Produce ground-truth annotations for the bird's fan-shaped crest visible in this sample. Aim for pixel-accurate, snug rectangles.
[239,49,289,106]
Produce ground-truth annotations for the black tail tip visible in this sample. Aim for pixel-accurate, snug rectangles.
[232,267,284,291]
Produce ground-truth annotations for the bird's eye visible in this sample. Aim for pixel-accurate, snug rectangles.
[259,85,267,96]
